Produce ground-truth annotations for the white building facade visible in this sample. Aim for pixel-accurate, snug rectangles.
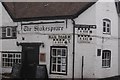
[0,0,120,79]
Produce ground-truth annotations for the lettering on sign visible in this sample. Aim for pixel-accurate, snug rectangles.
[76,24,96,43]
[21,22,65,33]
[49,35,71,39]
[48,34,71,44]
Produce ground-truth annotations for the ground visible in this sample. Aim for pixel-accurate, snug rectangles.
[1,73,120,80]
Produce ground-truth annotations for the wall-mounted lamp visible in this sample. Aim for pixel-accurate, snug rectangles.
[41,43,45,48]
[22,37,25,40]
[16,41,20,46]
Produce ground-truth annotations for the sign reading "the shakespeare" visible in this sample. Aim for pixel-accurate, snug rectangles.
[21,21,66,33]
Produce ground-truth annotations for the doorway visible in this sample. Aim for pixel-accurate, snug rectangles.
[21,44,39,78]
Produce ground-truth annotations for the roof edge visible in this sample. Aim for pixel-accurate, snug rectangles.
[2,2,97,22]
[2,2,16,21]
[73,2,96,19]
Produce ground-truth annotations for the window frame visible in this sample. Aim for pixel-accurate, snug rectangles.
[6,27,12,37]
[50,46,68,75]
[2,51,21,68]
[102,50,111,68]
[103,19,111,35]
[2,26,17,39]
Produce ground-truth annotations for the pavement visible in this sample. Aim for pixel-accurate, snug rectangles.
[1,73,120,80]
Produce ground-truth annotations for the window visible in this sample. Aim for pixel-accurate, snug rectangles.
[103,19,111,34]
[6,27,12,37]
[2,26,17,39]
[2,52,21,67]
[50,46,67,75]
[97,49,101,56]
[102,50,111,68]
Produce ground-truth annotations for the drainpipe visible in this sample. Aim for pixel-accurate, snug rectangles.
[71,19,75,80]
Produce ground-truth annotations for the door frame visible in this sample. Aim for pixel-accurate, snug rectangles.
[21,43,40,65]
[19,43,41,78]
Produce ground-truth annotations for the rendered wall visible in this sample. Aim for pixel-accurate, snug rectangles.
[95,0,118,78]
[74,3,96,78]
[118,13,120,75]
[1,2,18,73]
[0,3,2,77]
[17,19,74,78]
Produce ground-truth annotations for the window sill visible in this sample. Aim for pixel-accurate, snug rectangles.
[2,66,12,68]
[103,33,111,35]
[50,72,67,75]
[102,66,111,68]
[2,37,17,39]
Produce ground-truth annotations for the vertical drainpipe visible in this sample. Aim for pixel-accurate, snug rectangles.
[71,19,75,80]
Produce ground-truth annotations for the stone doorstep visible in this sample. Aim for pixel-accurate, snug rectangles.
[49,78,97,80]
[2,73,11,79]
[0,78,119,80]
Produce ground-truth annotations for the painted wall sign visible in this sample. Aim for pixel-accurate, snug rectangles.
[48,35,71,39]
[21,21,66,33]
[75,24,96,29]
[48,34,71,44]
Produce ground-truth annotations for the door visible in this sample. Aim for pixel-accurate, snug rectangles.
[21,45,39,78]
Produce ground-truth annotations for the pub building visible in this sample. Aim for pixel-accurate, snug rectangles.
[0,0,120,79]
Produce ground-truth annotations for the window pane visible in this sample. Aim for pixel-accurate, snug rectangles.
[57,65,61,72]
[102,53,104,59]
[2,33,6,38]
[102,60,105,66]
[8,54,12,58]
[62,49,66,56]
[12,27,17,37]
[107,28,110,32]
[106,60,109,67]
[108,60,110,67]
[62,58,66,64]
[52,49,56,56]
[103,27,106,32]
[52,57,56,63]
[58,57,61,64]
[7,28,11,37]
[2,27,6,38]
[103,22,106,26]
[2,58,5,62]
[3,54,7,57]
[52,64,56,71]
[107,24,110,27]
[108,52,111,58]
[2,27,6,32]
[12,32,16,37]
[12,27,16,32]
[18,59,21,63]
[62,65,66,72]
[57,49,61,56]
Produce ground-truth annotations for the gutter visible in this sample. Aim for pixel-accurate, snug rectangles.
[71,19,75,80]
